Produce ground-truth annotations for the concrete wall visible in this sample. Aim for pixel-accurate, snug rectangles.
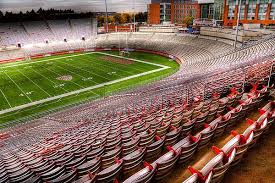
[200,27,263,42]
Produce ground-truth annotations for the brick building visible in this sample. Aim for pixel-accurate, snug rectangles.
[224,0,275,26]
[148,0,172,24]
[148,0,275,26]
[148,0,201,24]
[174,0,201,23]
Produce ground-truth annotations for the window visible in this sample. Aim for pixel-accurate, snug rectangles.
[247,0,257,20]
[240,0,246,19]
[258,0,268,20]
[270,2,275,20]
[228,0,236,20]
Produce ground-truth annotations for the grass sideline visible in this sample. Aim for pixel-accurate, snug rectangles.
[0,51,179,127]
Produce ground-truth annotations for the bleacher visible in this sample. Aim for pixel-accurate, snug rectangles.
[0,19,97,60]
[0,20,274,183]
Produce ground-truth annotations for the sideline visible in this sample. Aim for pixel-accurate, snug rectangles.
[0,53,170,115]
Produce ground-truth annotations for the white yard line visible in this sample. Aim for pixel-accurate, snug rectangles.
[95,52,171,69]
[2,70,33,102]
[0,67,169,115]
[0,51,170,69]
[79,57,133,77]
[0,89,12,108]
[40,64,86,89]
[54,64,98,85]
[0,52,95,69]
[59,59,111,81]
[79,54,150,75]
[28,67,70,93]
[0,52,171,115]
[16,69,52,97]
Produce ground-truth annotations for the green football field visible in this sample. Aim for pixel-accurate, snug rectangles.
[0,51,179,127]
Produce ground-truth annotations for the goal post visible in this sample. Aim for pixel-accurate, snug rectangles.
[25,55,31,61]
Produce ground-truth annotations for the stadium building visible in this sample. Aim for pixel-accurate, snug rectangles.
[148,0,201,24]
[224,0,275,26]
[147,0,224,24]
[0,1,274,183]
[148,0,275,26]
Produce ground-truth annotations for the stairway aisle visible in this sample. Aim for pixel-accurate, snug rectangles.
[160,99,273,183]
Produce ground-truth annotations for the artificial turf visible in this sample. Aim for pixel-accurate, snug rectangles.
[0,51,179,127]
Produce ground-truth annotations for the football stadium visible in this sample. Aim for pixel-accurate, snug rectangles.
[0,0,274,182]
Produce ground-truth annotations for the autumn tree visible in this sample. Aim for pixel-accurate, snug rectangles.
[122,13,131,23]
[113,13,122,24]
[108,16,115,23]
[97,16,105,26]
[183,16,194,27]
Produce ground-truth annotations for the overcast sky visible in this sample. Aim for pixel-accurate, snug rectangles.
[0,0,150,13]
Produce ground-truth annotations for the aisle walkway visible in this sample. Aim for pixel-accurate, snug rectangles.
[224,125,275,183]
[160,102,266,183]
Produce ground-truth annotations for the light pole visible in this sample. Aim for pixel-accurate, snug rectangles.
[104,0,109,33]
[133,0,136,32]
[234,0,242,49]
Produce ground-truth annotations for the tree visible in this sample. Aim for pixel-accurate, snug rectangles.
[121,13,131,23]
[113,13,122,24]
[0,11,3,19]
[135,12,147,23]
[37,8,43,15]
[108,16,115,24]
[30,9,36,15]
[183,16,194,27]
[97,16,105,26]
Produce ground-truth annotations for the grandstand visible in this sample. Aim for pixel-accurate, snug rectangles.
[0,17,274,183]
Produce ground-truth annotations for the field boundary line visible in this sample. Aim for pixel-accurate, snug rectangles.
[79,54,154,75]
[0,52,95,69]
[0,52,171,115]
[0,67,169,115]
[77,56,139,77]
[94,52,171,69]
[54,64,98,86]
[0,89,12,108]
[2,69,33,102]
[60,58,111,81]
[0,88,100,120]
[28,67,70,93]
[16,69,52,97]
[0,51,170,69]
[39,64,86,89]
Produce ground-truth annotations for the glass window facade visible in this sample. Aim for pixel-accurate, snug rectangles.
[160,3,171,23]
[227,0,236,20]
[247,0,257,20]
[224,0,275,25]
[270,1,275,20]
[240,1,246,19]
[258,0,269,20]
[173,1,198,23]
[213,0,224,20]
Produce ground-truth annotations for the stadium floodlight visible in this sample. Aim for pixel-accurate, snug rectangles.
[104,0,109,33]
[234,0,242,49]
[133,0,136,32]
